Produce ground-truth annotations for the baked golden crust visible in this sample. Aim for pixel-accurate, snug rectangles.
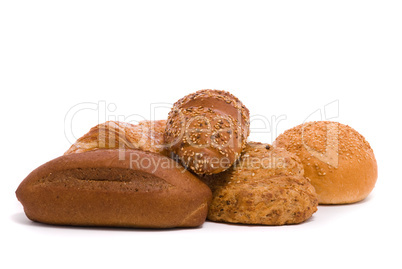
[65,120,167,155]
[202,142,304,188]
[206,176,317,225]
[165,89,250,175]
[16,149,212,228]
[202,142,318,225]
[274,121,378,204]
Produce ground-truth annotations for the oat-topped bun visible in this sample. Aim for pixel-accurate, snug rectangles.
[274,121,378,204]
[201,142,318,225]
[165,89,250,175]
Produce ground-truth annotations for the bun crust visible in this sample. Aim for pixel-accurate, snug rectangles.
[16,149,212,228]
[165,89,250,175]
[202,142,318,225]
[65,120,167,155]
[274,121,377,204]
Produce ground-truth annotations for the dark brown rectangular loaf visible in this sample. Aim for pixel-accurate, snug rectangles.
[16,149,212,228]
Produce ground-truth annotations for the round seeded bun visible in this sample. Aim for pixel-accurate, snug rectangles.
[165,89,250,175]
[274,121,377,204]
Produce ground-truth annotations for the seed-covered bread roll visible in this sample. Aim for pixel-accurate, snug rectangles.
[202,142,318,225]
[274,121,378,204]
[165,89,250,175]
[16,149,212,228]
[65,120,166,155]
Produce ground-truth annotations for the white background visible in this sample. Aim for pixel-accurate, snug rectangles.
[1,1,401,268]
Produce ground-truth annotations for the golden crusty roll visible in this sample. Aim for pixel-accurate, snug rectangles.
[274,121,378,204]
[202,142,318,225]
[16,149,212,228]
[165,89,250,175]
[65,120,166,155]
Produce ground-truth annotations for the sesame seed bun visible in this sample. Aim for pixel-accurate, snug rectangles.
[274,121,377,204]
[165,89,250,175]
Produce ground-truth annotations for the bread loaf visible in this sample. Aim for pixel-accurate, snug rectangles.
[202,142,318,225]
[16,149,212,228]
[65,120,167,155]
[274,121,378,204]
[165,89,250,175]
